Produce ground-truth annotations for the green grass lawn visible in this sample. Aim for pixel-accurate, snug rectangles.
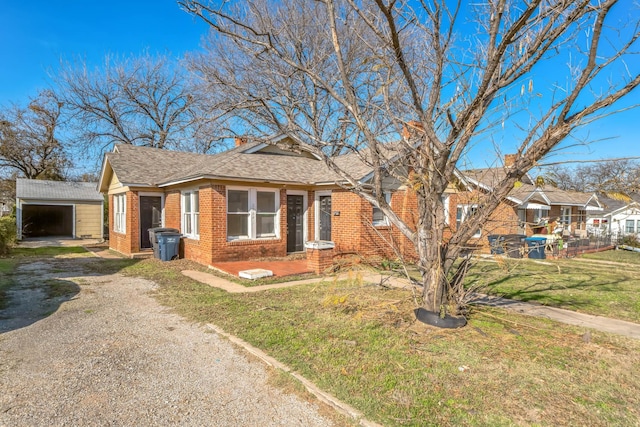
[3,249,639,426]
[466,251,640,323]
[578,248,640,265]
[119,258,640,427]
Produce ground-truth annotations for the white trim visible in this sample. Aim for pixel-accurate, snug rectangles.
[314,190,332,240]
[523,203,551,210]
[372,192,392,227]
[226,186,280,241]
[113,193,127,234]
[180,189,200,240]
[456,204,481,238]
[286,189,309,247]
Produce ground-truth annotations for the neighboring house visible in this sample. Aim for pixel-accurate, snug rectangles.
[98,139,602,267]
[460,155,602,241]
[98,138,419,264]
[587,195,640,240]
[16,179,104,240]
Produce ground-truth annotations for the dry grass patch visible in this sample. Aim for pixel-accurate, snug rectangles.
[122,258,640,427]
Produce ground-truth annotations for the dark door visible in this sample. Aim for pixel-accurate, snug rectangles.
[319,195,332,241]
[287,195,304,253]
[140,196,162,249]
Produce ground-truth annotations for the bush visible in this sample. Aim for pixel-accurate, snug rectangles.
[620,234,640,248]
[0,216,17,255]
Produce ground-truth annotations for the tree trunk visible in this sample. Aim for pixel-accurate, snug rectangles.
[416,193,450,313]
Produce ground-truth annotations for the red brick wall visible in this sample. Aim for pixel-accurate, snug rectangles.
[330,189,419,261]
[108,191,139,256]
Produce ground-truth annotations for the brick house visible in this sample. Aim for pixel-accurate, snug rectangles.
[98,139,601,267]
[461,159,602,241]
[98,137,427,265]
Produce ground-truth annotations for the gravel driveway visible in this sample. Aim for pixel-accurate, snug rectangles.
[0,255,336,426]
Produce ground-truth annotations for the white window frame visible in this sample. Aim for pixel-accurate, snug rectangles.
[113,193,126,234]
[456,204,481,238]
[625,219,635,234]
[227,186,280,241]
[372,192,392,227]
[442,194,450,225]
[181,189,200,239]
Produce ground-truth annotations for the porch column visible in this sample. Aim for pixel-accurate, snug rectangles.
[305,241,335,274]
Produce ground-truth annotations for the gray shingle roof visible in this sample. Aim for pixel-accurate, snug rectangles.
[461,167,597,207]
[16,179,103,201]
[105,141,374,187]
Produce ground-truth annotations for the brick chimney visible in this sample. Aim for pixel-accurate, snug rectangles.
[234,136,247,147]
[401,120,424,139]
[504,154,518,167]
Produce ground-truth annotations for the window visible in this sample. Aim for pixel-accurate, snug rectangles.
[626,219,635,234]
[561,206,572,226]
[442,194,450,225]
[227,188,279,240]
[372,192,391,226]
[113,193,126,233]
[182,190,200,238]
[456,204,481,238]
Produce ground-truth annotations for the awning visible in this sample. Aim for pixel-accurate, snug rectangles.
[522,203,551,210]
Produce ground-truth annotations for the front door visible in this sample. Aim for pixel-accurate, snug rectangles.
[287,195,304,252]
[140,196,162,249]
[319,195,332,241]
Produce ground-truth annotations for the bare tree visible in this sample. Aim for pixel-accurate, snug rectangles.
[547,159,640,195]
[55,52,224,157]
[0,90,69,180]
[182,0,640,317]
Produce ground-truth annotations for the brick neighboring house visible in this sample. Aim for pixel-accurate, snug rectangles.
[461,160,603,243]
[98,137,428,265]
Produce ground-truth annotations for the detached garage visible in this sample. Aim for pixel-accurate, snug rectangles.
[16,179,104,240]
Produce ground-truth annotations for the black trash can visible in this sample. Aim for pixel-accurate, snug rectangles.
[525,237,547,259]
[487,235,505,254]
[503,234,526,258]
[148,227,179,259]
[157,232,181,261]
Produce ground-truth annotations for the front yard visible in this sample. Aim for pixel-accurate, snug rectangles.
[114,250,639,426]
[2,248,639,426]
[468,250,640,323]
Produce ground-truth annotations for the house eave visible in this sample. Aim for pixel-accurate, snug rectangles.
[158,174,313,187]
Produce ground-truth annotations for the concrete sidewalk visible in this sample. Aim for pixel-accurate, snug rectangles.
[183,268,640,340]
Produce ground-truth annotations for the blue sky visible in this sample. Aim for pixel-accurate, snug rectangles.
[1,0,639,170]
[0,1,209,104]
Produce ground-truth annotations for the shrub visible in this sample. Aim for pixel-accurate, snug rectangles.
[620,234,640,248]
[0,216,17,255]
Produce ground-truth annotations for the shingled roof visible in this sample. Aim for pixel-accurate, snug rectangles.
[461,167,600,209]
[100,139,378,190]
[17,179,103,201]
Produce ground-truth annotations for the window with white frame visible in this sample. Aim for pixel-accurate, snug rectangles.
[456,204,481,238]
[561,206,572,226]
[182,190,200,238]
[626,219,635,234]
[227,187,279,240]
[442,194,450,225]
[113,193,126,233]
[372,192,391,226]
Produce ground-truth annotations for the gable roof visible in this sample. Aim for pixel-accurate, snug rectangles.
[595,194,640,216]
[99,140,375,191]
[461,167,601,210]
[17,179,103,202]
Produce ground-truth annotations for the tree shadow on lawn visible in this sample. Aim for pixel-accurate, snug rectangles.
[477,273,623,310]
[0,255,141,334]
[0,278,80,333]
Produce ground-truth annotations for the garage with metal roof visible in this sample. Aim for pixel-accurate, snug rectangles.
[16,179,104,240]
